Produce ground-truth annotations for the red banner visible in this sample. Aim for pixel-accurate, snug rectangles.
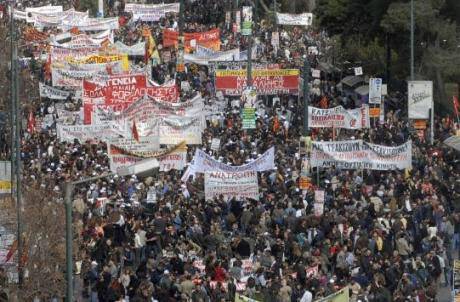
[163,28,220,52]
[215,69,300,96]
[83,74,179,124]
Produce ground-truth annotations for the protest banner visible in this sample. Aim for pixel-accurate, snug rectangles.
[211,138,221,151]
[310,140,412,170]
[276,13,313,26]
[31,9,88,27]
[205,170,259,201]
[39,83,70,100]
[51,65,105,87]
[60,17,119,31]
[369,78,383,104]
[57,122,129,142]
[24,5,63,23]
[242,107,256,129]
[0,161,11,195]
[113,41,145,56]
[55,109,82,125]
[51,47,98,64]
[408,81,433,119]
[163,28,220,52]
[184,48,240,65]
[108,137,160,172]
[125,3,179,21]
[182,147,275,181]
[215,69,299,95]
[57,34,111,49]
[158,116,204,145]
[159,146,187,172]
[308,105,369,129]
[314,190,325,216]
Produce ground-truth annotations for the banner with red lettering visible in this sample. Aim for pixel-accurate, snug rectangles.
[215,69,299,95]
[163,28,220,52]
[83,75,179,124]
[308,105,370,129]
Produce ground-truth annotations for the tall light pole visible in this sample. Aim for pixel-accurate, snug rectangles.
[410,0,414,80]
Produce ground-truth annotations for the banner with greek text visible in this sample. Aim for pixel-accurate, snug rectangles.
[408,81,433,119]
[308,105,369,129]
[158,116,204,145]
[31,9,88,27]
[163,28,220,52]
[276,13,313,26]
[125,3,179,22]
[39,83,70,100]
[23,5,63,23]
[52,66,105,87]
[184,47,240,65]
[205,171,259,201]
[182,147,275,181]
[108,137,160,172]
[113,41,145,56]
[368,78,382,104]
[215,69,299,95]
[60,17,119,31]
[311,140,412,170]
[159,149,187,172]
[57,122,129,142]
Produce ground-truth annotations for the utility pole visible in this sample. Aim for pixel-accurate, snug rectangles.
[10,0,23,287]
[303,57,310,136]
[410,0,414,80]
[65,182,73,302]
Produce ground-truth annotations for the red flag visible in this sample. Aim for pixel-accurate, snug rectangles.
[273,116,280,133]
[44,53,51,81]
[27,111,36,134]
[4,240,17,263]
[132,121,139,142]
[453,96,459,117]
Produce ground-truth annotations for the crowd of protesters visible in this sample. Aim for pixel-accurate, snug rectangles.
[1,0,460,301]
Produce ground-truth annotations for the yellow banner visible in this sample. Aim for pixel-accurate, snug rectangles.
[0,180,12,193]
[216,69,300,77]
[67,54,127,65]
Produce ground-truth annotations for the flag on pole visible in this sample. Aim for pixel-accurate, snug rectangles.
[132,120,139,142]
[453,96,459,118]
[27,111,36,134]
[143,27,161,64]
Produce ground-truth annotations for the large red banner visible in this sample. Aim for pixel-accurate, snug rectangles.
[83,74,179,124]
[215,69,300,96]
[163,28,220,52]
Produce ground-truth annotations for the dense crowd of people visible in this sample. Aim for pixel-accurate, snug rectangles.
[1,0,459,302]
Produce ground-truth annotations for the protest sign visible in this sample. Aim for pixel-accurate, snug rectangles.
[311,140,412,170]
[215,69,299,95]
[184,48,240,65]
[211,138,221,151]
[163,28,220,52]
[57,122,129,142]
[242,108,256,129]
[51,47,98,64]
[125,3,179,22]
[0,161,11,194]
[408,81,433,119]
[39,83,70,100]
[24,5,63,23]
[31,9,88,27]
[276,13,313,26]
[308,105,369,129]
[369,78,383,104]
[314,190,325,216]
[181,147,275,181]
[205,171,259,201]
[113,41,145,56]
[354,67,363,76]
[51,66,105,87]
[241,6,253,36]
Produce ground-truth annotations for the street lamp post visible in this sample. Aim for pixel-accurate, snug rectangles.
[64,173,114,302]
[410,0,414,80]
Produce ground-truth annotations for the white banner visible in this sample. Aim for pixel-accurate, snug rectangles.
[408,81,433,119]
[182,147,275,181]
[125,3,180,21]
[113,41,145,56]
[276,13,313,26]
[311,140,412,170]
[158,116,204,145]
[159,151,187,172]
[31,9,88,27]
[60,17,119,31]
[56,109,82,125]
[108,137,160,172]
[52,65,106,87]
[185,47,240,65]
[51,47,98,64]
[369,78,383,104]
[308,105,369,129]
[39,83,70,100]
[57,122,129,142]
[57,34,109,49]
[24,5,63,23]
[205,171,259,201]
